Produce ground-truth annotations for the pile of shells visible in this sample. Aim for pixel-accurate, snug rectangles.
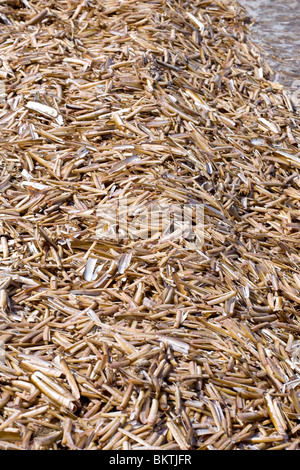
[0,0,300,450]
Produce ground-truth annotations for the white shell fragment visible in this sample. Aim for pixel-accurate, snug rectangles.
[186,12,205,34]
[258,117,280,134]
[26,101,58,118]
[84,257,98,282]
[118,251,133,274]
[157,335,190,354]
[250,138,267,146]
[0,289,8,308]
[21,181,50,190]
[185,89,211,112]
[21,169,33,181]
[26,101,64,125]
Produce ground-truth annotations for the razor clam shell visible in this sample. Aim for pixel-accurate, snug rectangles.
[0,0,299,452]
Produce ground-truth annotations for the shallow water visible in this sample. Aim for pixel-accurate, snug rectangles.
[238,0,300,93]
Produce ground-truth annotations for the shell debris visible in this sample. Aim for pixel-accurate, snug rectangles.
[0,0,299,451]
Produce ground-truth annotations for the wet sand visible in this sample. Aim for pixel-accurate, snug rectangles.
[239,0,300,93]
